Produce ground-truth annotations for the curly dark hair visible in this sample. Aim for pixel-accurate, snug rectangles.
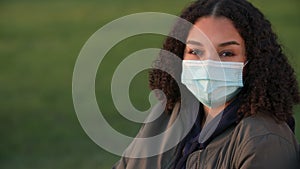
[149,0,300,122]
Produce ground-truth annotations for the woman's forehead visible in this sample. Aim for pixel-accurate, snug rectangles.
[186,16,244,46]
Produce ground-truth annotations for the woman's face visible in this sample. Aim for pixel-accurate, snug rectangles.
[184,16,246,63]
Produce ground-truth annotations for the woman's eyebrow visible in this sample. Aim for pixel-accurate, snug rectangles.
[218,41,240,47]
[186,40,203,46]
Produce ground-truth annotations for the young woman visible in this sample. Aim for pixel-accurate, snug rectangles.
[113,0,300,168]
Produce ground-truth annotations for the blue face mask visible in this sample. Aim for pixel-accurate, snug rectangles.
[181,60,246,108]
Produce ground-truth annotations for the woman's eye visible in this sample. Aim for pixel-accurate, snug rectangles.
[188,49,204,56]
[219,51,235,57]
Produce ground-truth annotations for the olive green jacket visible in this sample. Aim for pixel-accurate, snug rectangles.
[113,103,300,169]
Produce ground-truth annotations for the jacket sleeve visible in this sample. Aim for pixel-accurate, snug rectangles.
[111,102,182,169]
[112,156,127,169]
[112,156,159,169]
[235,134,300,169]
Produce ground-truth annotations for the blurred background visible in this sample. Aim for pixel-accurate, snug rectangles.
[1,0,299,168]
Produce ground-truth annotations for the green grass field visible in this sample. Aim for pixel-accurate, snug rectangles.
[1,0,299,168]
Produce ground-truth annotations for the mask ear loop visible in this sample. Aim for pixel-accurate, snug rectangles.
[244,60,249,67]
[242,60,249,85]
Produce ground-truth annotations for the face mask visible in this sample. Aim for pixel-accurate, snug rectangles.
[181,60,245,108]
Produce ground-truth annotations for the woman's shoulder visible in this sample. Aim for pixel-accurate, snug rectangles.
[230,113,300,168]
[234,113,297,145]
[137,101,180,137]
